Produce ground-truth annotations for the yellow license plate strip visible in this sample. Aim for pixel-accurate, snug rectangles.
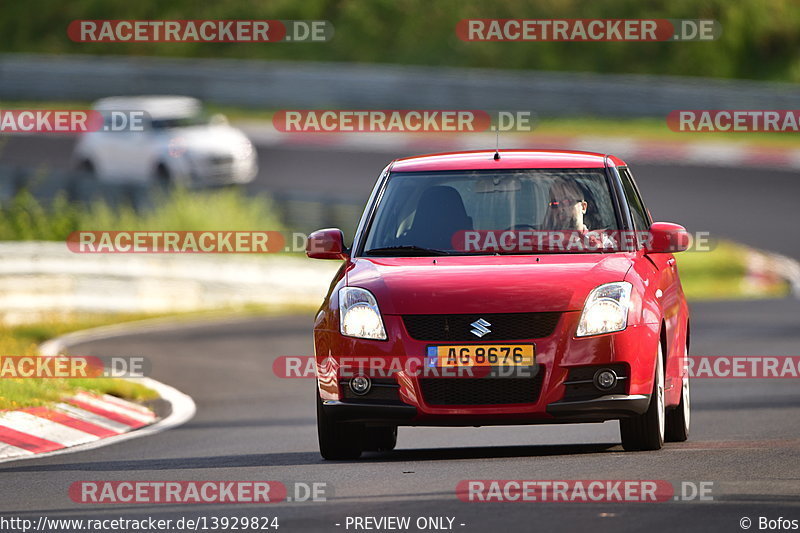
[427,344,534,367]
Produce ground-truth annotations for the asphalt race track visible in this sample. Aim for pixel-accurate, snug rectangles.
[1,302,799,532]
[0,135,799,532]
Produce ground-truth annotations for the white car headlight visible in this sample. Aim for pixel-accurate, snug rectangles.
[233,138,254,160]
[576,282,633,337]
[339,287,387,340]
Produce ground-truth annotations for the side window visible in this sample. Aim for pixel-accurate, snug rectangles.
[619,168,651,232]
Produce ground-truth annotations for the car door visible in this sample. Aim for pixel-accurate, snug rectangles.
[83,113,125,182]
[124,126,157,183]
[86,112,140,183]
[619,168,681,393]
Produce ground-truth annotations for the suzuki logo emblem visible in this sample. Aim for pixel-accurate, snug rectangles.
[470,318,491,338]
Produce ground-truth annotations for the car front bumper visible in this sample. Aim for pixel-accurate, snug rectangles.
[315,310,662,426]
[189,156,257,186]
[321,393,651,426]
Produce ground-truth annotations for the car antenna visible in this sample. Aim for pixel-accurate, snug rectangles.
[493,130,501,160]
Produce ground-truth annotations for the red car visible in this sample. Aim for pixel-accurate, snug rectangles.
[307,149,691,459]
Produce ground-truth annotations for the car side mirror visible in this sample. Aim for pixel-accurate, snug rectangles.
[644,222,690,253]
[306,228,349,260]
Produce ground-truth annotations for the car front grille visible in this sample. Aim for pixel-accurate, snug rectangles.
[209,155,234,165]
[402,312,561,341]
[199,155,237,182]
[419,367,545,406]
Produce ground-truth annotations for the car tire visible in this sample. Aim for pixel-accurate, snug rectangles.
[316,391,364,460]
[665,368,690,442]
[68,160,96,202]
[620,343,665,451]
[363,426,397,452]
[76,159,95,177]
[154,164,173,190]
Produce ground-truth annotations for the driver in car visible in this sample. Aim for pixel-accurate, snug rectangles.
[542,180,614,251]
[543,180,590,232]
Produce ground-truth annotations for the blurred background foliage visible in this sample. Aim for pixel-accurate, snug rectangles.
[0,188,282,241]
[2,0,799,81]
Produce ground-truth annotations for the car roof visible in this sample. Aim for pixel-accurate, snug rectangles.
[390,149,626,172]
[92,96,201,119]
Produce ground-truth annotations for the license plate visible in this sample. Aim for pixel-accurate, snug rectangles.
[427,345,534,367]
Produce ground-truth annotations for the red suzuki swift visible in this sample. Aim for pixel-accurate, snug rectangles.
[307,150,691,459]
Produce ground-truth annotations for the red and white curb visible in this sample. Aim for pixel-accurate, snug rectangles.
[0,392,157,461]
[744,248,800,297]
[239,125,800,171]
[0,326,196,464]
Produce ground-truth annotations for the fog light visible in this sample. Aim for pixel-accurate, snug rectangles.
[349,375,372,396]
[593,369,618,391]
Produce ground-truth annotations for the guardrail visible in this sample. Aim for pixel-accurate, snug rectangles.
[0,241,339,324]
[2,53,800,117]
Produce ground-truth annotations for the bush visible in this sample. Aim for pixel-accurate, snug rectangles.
[0,187,283,241]
[2,0,799,81]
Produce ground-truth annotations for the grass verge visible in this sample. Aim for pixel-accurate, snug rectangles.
[0,313,161,410]
[0,186,283,241]
[0,304,317,410]
[676,240,789,300]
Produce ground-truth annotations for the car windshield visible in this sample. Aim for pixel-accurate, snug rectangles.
[150,113,211,130]
[362,169,622,255]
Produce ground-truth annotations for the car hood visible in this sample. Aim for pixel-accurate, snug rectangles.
[346,254,634,314]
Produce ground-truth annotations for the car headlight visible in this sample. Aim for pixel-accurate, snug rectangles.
[339,287,387,340]
[233,139,254,160]
[576,282,633,337]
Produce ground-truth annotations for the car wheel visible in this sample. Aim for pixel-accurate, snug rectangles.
[620,343,665,451]
[316,391,364,460]
[76,159,95,177]
[666,365,690,442]
[68,160,96,201]
[154,164,173,189]
[363,426,397,452]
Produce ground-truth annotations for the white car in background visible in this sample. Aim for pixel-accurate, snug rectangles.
[73,96,257,187]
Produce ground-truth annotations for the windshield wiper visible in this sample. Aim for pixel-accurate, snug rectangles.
[365,245,450,256]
